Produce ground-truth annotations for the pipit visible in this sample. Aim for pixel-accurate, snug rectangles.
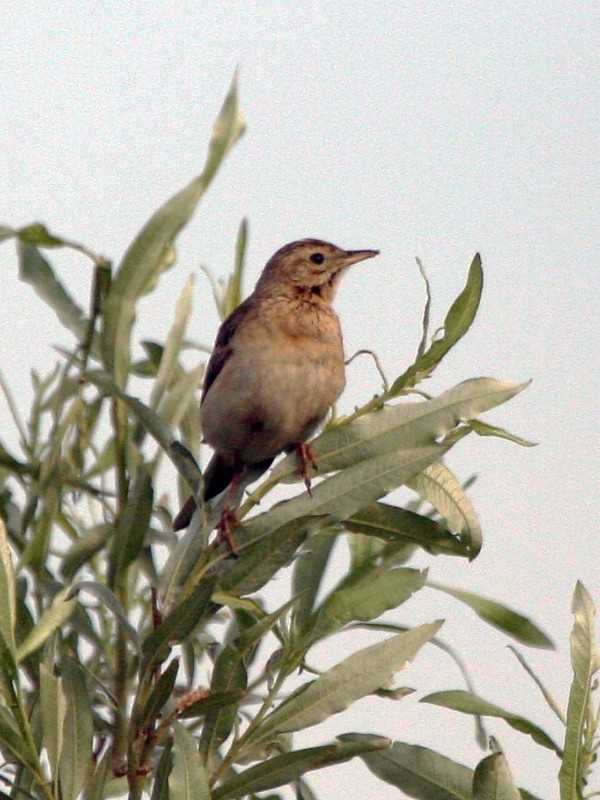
[174,238,379,548]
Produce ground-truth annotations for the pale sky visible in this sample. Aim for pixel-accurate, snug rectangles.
[2,3,599,798]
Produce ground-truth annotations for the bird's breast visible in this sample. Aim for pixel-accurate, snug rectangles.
[201,310,345,465]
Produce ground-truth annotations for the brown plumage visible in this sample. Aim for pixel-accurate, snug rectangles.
[173,239,379,537]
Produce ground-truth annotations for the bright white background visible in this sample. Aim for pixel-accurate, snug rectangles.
[2,3,599,798]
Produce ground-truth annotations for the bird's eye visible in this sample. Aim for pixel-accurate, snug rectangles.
[310,253,325,265]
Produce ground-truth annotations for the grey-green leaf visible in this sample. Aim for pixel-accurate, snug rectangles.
[248,621,442,748]
[357,737,474,799]
[213,737,389,800]
[427,582,553,648]
[101,72,244,387]
[17,242,87,339]
[422,690,561,754]
[473,751,522,800]
[169,721,210,800]
[559,581,600,800]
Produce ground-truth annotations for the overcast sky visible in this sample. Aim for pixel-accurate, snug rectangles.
[2,3,599,797]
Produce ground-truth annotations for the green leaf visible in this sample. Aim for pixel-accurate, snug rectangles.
[218,516,321,596]
[69,581,139,649]
[427,582,553,648]
[140,577,217,676]
[101,72,244,386]
[345,502,468,557]
[149,274,196,411]
[199,599,296,762]
[151,740,173,800]
[391,252,483,392]
[473,751,522,800]
[559,581,600,800]
[169,721,210,800]
[108,464,154,587]
[17,242,87,339]
[0,520,17,672]
[406,461,482,559]
[59,658,94,800]
[274,377,527,483]
[16,587,77,662]
[304,568,427,645]
[232,441,452,565]
[292,530,337,635]
[0,224,15,243]
[357,737,474,799]
[508,646,566,724]
[137,658,179,732]
[468,419,536,448]
[248,622,442,748]
[40,665,67,788]
[422,690,561,754]
[213,737,390,800]
[223,216,248,319]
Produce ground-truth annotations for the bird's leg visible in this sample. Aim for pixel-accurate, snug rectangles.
[296,442,318,496]
[216,467,242,555]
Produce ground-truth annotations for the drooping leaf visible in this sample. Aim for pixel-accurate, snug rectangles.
[302,568,427,646]
[428,582,553,648]
[345,502,468,557]
[17,242,87,339]
[356,736,474,799]
[406,461,482,559]
[422,690,561,754]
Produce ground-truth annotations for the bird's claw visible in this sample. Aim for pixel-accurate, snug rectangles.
[296,442,318,496]
[217,508,239,556]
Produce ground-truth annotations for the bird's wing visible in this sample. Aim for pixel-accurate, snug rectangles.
[201,299,252,403]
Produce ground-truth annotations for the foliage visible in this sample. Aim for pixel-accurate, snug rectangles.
[0,74,597,800]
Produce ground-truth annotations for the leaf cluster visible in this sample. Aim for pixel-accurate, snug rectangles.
[0,74,596,800]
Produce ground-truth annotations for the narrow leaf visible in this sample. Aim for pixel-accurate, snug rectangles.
[16,587,77,662]
[0,520,17,669]
[59,658,94,800]
[422,690,561,754]
[17,242,87,339]
[358,737,474,799]
[304,568,427,645]
[391,252,483,392]
[248,622,442,748]
[428,582,553,648]
[101,72,244,386]
[345,502,468,557]
[407,461,482,559]
[169,721,210,800]
[141,577,217,676]
[213,737,389,800]
[40,665,66,787]
[559,581,600,800]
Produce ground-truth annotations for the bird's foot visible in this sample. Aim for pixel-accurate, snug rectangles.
[216,508,240,556]
[296,442,318,496]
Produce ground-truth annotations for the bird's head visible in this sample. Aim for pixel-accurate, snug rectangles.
[255,239,379,301]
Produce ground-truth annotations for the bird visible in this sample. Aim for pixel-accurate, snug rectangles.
[173,239,379,547]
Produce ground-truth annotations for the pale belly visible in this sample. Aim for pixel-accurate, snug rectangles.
[201,338,345,465]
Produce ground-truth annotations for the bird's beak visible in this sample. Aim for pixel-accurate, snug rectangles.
[341,249,380,267]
